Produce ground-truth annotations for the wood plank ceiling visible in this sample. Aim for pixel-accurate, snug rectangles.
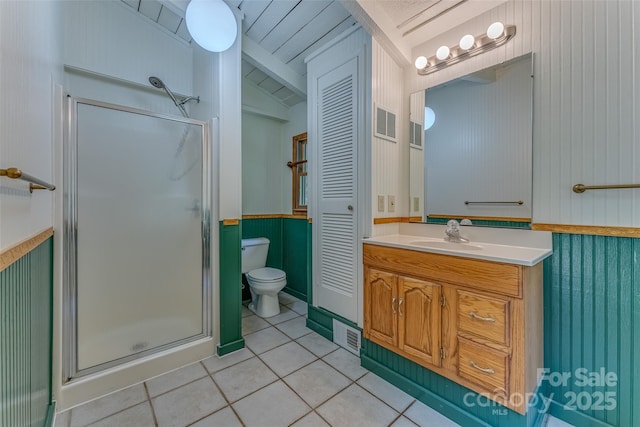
[236,0,357,107]
[122,0,357,107]
[121,0,504,107]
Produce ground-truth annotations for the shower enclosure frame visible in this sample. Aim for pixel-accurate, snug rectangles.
[63,95,212,382]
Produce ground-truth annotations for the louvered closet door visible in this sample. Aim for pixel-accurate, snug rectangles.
[315,57,358,320]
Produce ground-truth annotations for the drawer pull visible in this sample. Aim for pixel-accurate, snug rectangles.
[392,297,396,314]
[469,312,495,323]
[398,298,404,316]
[469,360,495,374]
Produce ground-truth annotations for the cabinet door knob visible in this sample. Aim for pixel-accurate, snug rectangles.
[391,297,396,314]
[347,205,353,211]
[469,360,495,374]
[398,298,403,316]
[469,312,495,322]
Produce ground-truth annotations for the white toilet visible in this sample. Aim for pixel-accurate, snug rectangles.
[241,237,287,318]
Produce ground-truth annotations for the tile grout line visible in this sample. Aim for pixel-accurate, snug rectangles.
[354,374,414,418]
[181,361,247,427]
[143,382,159,427]
[252,338,354,426]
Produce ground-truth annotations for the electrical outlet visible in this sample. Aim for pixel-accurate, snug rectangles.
[414,197,419,212]
[388,195,395,213]
[378,195,385,212]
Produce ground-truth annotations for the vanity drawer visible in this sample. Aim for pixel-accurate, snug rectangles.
[457,290,510,346]
[458,338,509,396]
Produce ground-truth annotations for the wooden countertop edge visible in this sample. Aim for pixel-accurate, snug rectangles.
[0,227,54,272]
[241,214,308,220]
[531,223,640,238]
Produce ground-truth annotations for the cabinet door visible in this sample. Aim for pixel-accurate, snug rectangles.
[398,277,441,367]
[365,268,397,347]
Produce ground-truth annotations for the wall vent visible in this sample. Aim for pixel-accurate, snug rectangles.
[374,105,397,142]
[332,319,361,355]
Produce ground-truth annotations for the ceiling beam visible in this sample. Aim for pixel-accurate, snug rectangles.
[338,0,412,66]
[242,35,307,98]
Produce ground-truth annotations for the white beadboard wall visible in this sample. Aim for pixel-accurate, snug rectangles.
[217,10,243,221]
[0,0,61,250]
[371,39,407,218]
[405,0,640,227]
[241,94,306,216]
[242,112,287,215]
[62,1,193,96]
[424,56,532,219]
[280,102,308,214]
[409,90,425,218]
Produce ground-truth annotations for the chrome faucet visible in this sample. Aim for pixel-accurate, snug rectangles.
[445,220,469,243]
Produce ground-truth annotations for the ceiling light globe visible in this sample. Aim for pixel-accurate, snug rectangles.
[436,45,450,61]
[414,56,428,69]
[486,22,505,40]
[459,34,475,50]
[186,0,238,52]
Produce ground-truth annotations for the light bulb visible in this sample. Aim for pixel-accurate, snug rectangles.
[424,107,435,130]
[414,56,428,69]
[436,45,450,61]
[186,0,238,52]
[486,22,505,40]
[459,34,475,50]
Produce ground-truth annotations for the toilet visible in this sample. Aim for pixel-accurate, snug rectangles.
[241,237,287,318]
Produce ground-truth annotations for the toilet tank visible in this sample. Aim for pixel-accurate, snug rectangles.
[241,237,270,273]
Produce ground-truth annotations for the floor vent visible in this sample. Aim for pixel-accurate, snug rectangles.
[332,319,361,355]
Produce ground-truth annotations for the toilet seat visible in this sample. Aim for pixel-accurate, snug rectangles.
[247,267,286,283]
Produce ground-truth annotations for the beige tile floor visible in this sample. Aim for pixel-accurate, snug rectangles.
[54,293,572,427]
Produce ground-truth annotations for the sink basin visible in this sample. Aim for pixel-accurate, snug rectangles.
[411,240,483,251]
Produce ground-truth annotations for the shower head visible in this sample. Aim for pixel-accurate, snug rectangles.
[148,75,188,117]
[149,76,165,89]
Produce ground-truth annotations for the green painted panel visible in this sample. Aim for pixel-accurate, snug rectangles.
[362,339,544,427]
[242,218,283,269]
[242,217,309,301]
[306,220,312,301]
[218,221,244,356]
[426,217,531,229]
[543,233,639,427]
[282,218,308,302]
[0,236,53,427]
[306,306,335,340]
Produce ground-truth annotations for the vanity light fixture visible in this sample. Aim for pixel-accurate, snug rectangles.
[415,56,429,69]
[459,34,475,50]
[436,45,451,60]
[415,22,516,76]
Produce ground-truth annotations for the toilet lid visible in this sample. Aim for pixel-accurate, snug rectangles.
[248,267,286,282]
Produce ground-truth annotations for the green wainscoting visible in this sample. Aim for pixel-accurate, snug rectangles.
[543,233,639,427]
[282,219,309,301]
[242,217,309,301]
[217,221,244,356]
[242,218,283,268]
[0,236,54,427]
[426,217,531,229]
[306,306,359,341]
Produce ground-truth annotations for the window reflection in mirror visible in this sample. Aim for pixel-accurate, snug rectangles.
[409,53,533,229]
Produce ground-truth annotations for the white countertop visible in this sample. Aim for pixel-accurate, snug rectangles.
[363,233,553,266]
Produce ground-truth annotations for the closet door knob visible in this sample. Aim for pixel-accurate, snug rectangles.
[347,205,353,211]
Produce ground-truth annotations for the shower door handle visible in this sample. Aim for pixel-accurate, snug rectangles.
[186,199,200,217]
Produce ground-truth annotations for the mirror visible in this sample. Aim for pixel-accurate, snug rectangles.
[409,53,533,228]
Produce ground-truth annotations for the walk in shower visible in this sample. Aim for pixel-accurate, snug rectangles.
[63,91,211,380]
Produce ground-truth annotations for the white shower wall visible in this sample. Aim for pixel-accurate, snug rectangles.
[53,0,220,410]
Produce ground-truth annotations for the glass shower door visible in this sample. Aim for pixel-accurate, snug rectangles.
[67,98,210,376]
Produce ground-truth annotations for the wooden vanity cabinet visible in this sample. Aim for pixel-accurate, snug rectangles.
[363,243,543,415]
[366,269,441,367]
